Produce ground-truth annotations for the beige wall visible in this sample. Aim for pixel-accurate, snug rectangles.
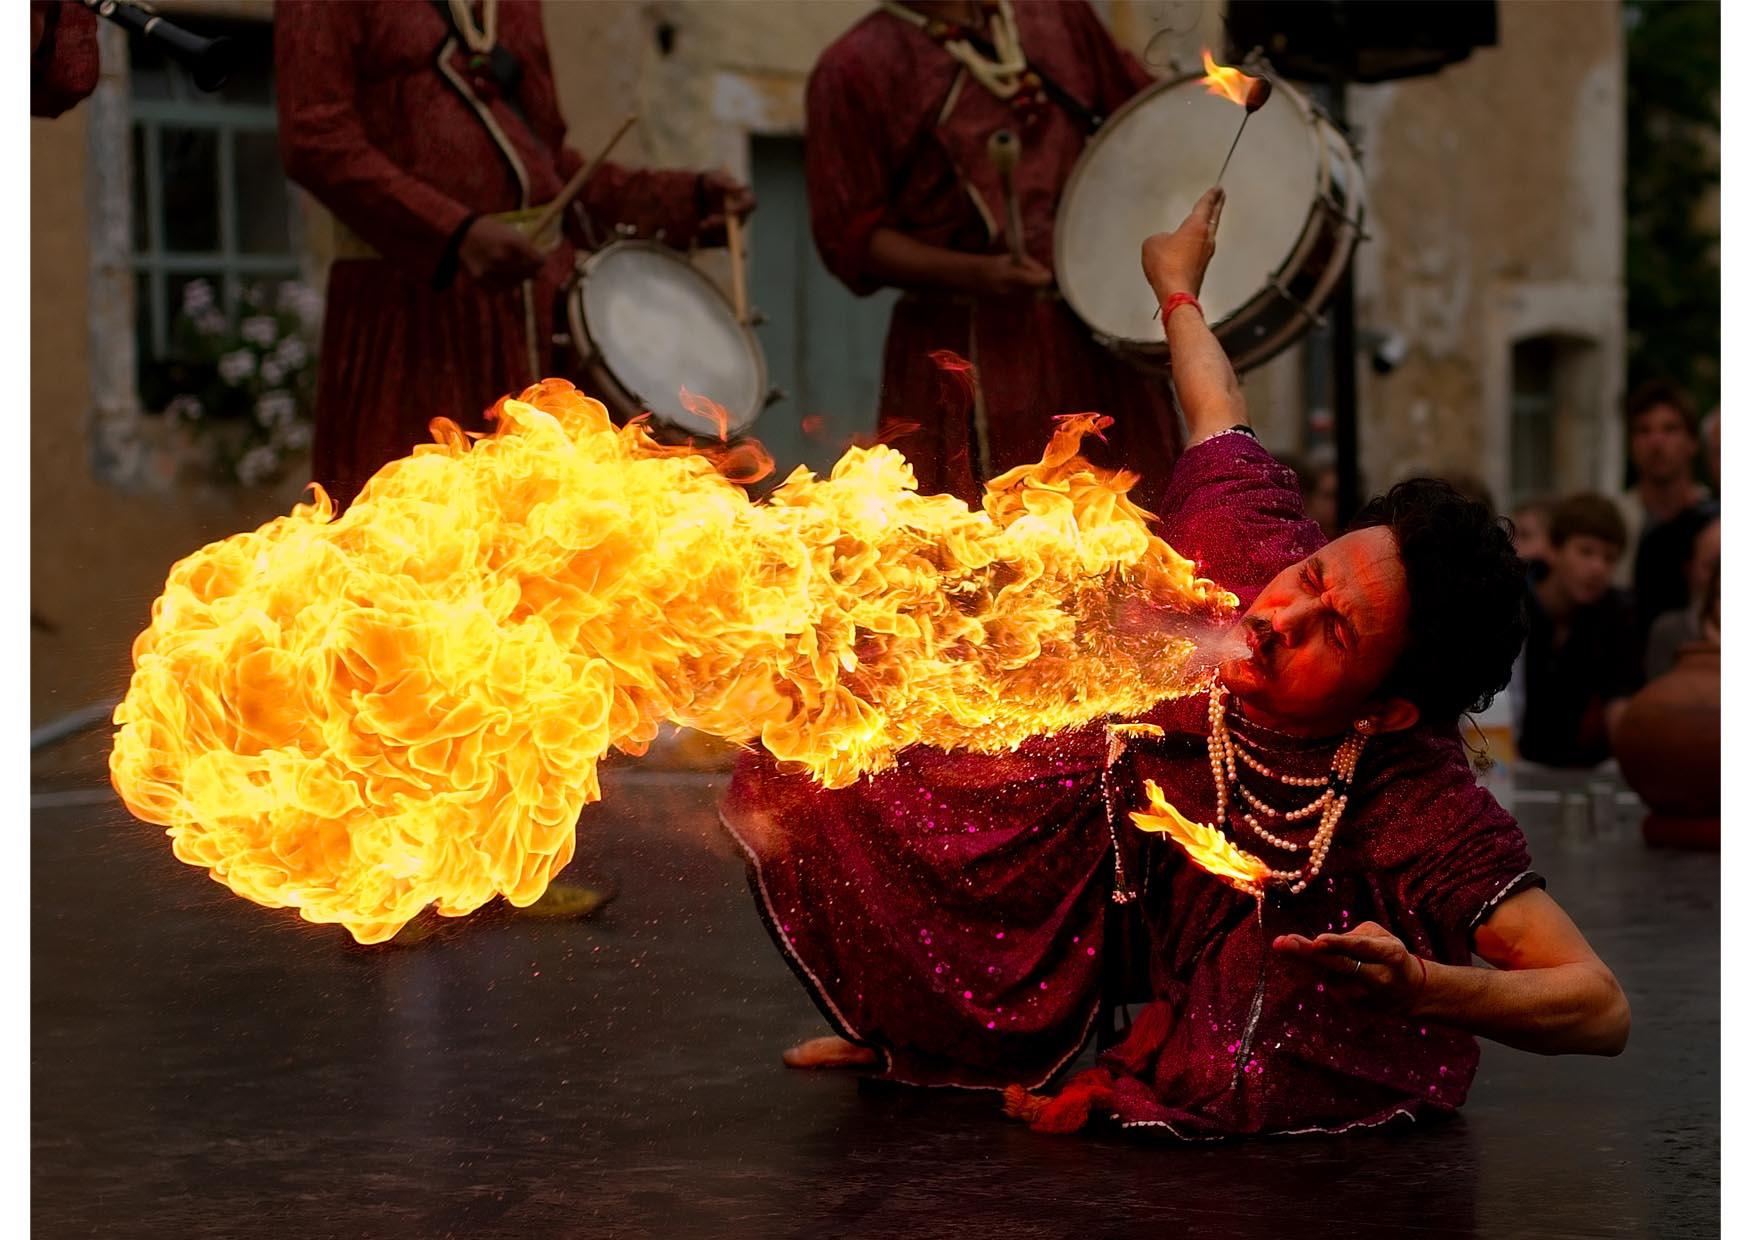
[30,0,1625,741]
[1348,0,1625,503]
[30,70,303,740]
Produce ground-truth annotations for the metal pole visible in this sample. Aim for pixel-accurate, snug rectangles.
[1326,84,1363,524]
[1332,266,1362,523]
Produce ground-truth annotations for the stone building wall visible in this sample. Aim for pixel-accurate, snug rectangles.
[29,0,1626,735]
[1347,0,1625,504]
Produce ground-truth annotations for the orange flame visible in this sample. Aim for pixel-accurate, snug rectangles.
[1200,48,1260,107]
[679,385,732,442]
[1130,778,1269,895]
[109,380,1237,942]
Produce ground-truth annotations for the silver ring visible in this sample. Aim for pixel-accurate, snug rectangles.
[1351,959,1364,975]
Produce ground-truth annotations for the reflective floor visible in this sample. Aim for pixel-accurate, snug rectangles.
[33,763,1717,1239]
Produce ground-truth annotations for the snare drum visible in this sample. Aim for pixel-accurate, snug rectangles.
[1055,72,1364,373]
[559,241,768,439]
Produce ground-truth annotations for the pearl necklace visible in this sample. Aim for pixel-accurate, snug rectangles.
[1205,679,1367,896]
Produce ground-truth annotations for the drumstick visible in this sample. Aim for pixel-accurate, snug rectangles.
[725,211,750,325]
[986,129,1026,265]
[1215,78,1272,186]
[528,113,638,247]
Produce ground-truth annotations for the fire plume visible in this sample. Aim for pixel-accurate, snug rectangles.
[1130,778,1269,894]
[1200,49,1261,107]
[110,380,1236,942]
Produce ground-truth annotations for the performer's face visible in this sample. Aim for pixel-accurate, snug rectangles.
[1220,526,1413,732]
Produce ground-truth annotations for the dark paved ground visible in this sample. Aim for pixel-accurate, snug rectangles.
[33,764,1717,1239]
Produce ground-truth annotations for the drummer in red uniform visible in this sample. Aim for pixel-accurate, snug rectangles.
[805,0,1181,508]
[275,0,750,925]
[275,0,753,514]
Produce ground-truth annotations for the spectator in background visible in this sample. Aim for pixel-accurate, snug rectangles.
[1644,515,1721,679]
[1511,496,1553,570]
[1300,450,1341,540]
[1616,381,1717,638]
[1517,494,1641,769]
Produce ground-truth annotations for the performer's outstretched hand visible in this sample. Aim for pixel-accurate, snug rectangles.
[1272,922,1428,1013]
[1141,185,1225,301]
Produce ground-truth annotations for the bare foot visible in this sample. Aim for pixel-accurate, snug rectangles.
[781,1034,879,1070]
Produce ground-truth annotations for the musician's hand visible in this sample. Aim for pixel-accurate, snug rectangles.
[697,171,756,237]
[458,216,546,291]
[1141,186,1225,301]
[967,253,1054,297]
[1272,922,1429,1014]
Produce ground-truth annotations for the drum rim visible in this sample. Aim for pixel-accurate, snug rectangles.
[565,239,768,435]
[1053,70,1331,347]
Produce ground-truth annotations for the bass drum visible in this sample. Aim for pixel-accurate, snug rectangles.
[1055,71,1364,373]
[560,241,767,438]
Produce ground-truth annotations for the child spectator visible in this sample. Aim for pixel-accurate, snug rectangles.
[1517,494,1642,768]
[1511,496,1554,570]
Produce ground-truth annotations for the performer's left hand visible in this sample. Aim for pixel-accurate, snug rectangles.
[699,171,757,234]
[1273,922,1429,1013]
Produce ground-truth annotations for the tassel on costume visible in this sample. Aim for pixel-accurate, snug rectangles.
[1001,1068,1116,1135]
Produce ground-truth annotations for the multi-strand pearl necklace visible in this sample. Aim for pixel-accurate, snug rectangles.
[1205,679,1368,896]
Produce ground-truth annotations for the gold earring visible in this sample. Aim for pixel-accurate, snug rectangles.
[1356,719,1374,735]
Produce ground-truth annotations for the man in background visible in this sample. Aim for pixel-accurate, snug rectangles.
[804,0,1181,509]
[1644,514,1720,680]
[1517,494,1642,768]
[276,0,750,926]
[1615,381,1716,641]
[276,0,752,513]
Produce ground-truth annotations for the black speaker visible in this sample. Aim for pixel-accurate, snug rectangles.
[1225,1,1498,84]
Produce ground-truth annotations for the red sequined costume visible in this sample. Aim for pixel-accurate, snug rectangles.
[722,431,1544,1137]
[276,1,711,510]
[804,1,1184,510]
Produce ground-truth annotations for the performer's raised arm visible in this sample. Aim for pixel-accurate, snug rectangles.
[1141,187,1249,446]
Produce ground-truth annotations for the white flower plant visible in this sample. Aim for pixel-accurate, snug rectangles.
[147,279,321,488]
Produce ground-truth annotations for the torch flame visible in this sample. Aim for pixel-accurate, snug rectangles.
[1200,48,1260,107]
[1130,778,1269,894]
[110,380,1237,942]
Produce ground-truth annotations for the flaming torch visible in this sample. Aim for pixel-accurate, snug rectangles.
[109,381,1237,942]
[1201,50,1272,185]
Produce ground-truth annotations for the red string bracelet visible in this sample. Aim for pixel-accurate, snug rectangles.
[1160,291,1203,323]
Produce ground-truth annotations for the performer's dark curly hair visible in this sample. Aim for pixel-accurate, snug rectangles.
[1348,479,1526,725]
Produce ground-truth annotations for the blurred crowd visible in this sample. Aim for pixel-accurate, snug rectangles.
[1291,379,1720,772]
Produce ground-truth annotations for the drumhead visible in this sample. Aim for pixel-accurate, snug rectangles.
[1056,74,1323,346]
[574,243,764,437]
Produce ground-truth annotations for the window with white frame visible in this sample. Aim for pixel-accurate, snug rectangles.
[127,19,301,413]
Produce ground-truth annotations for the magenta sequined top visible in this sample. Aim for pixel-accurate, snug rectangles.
[721,431,1542,1137]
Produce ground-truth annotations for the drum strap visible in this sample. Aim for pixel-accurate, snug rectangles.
[951,28,1105,132]
[428,0,530,129]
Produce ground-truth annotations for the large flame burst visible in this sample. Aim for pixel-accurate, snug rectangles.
[110,380,1236,942]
